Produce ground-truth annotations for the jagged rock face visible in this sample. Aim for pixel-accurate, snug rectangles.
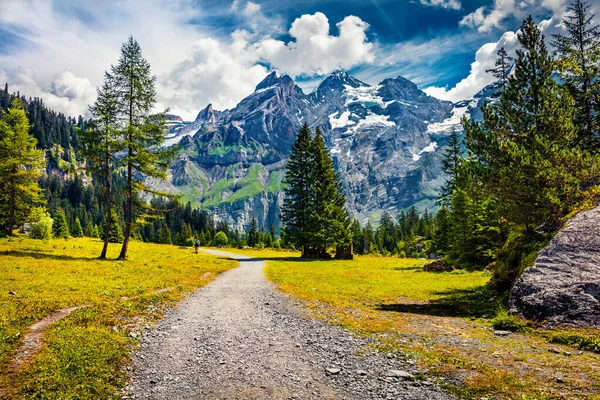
[509,206,600,328]
[165,70,479,232]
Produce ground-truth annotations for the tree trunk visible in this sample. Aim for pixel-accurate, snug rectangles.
[99,160,111,259]
[7,177,15,236]
[118,161,132,260]
[118,79,135,260]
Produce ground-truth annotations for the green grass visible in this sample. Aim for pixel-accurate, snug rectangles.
[263,254,490,307]
[223,181,264,204]
[266,171,283,193]
[0,237,236,399]
[548,329,600,353]
[202,163,266,207]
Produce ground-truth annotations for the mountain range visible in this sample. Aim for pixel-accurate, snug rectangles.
[159,70,491,232]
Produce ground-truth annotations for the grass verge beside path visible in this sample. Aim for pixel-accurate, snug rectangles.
[0,237,236,399]
[230,248,600,400]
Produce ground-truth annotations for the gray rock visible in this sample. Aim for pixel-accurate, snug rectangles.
[385,370,415,380]
[493,330,512,336]
[326,368,341,375]
[509,206,600,327]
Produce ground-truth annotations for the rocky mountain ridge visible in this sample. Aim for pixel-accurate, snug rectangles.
[162,70,487,232]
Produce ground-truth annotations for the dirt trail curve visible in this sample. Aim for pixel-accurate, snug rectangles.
[126,250,453,400]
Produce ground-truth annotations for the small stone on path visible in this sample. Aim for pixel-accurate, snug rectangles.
[385,370,415,380]
[326,367,341,375]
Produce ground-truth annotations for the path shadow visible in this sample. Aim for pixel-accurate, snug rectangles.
[393,266,424,271]
[0,250,103,262]
[375,287,499,318]
[214,256,265,263]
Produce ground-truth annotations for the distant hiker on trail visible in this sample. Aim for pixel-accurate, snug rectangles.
[193,238,200,254]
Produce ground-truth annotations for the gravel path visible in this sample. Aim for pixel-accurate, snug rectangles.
[126,250,453,400]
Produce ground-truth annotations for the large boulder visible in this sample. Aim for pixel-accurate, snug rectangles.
[509,206,600,327]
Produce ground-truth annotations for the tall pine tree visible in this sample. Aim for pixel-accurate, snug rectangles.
[311,128,351,258]
[553,0,600,147]
[281,123,316,257]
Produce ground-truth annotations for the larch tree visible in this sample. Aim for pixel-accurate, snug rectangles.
[108,36,174,260]
[81,74,122,258]
[0,98,45,235]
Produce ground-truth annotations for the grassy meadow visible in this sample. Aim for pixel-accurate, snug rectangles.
[0,237,236,399]
[232,248,600,400]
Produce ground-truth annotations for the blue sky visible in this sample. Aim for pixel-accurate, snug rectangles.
[0,0,590,119]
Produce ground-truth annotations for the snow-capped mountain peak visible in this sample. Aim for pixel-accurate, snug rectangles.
[314,69,368,93]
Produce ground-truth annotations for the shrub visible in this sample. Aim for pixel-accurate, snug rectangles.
[30,215,53,240]
[213,231,228,247]
[492,229,550,291]
[491,308,527,332]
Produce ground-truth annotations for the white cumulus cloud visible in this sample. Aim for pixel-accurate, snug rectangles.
[460,0,568,33]
[252,12,374,76]
[1,68,96,116]
[423,31,519,102]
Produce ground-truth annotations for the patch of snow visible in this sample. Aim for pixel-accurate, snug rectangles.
[253,84,278,94]
[329,110,356,130]
[397,101,418,108]
[427,106,468,134]
[420,142,437,153]
[411,141,438,162]
[344,85,391,108]
[348,112,395,133]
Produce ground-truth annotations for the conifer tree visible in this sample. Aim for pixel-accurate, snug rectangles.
[553,0,600,146]
[247,218,259,247]
[0,98,45,235]
[72,217,84,237]
[440,128,462,205]
[176,223,193,246]
[486,47,513,91]
[52,208,69,239]
[466,16,585,232]
[100,210,123,243]
[281,123,316,257]
[85,222,97,238]
[82,73,121,258]
[312,128,351,257]
[108,36,174,260]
